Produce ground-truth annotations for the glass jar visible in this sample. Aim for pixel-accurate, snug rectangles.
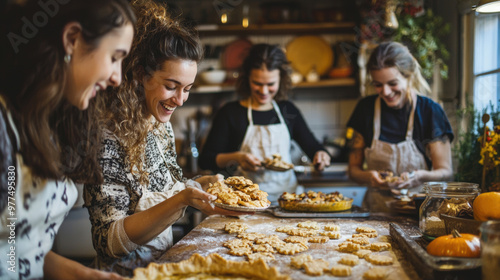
[419,182,479,240]
[480,221,500,280]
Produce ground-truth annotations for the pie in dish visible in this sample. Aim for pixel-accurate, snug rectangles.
[278,190,353,212]
[207,176,271,211]
[130,253,291,280]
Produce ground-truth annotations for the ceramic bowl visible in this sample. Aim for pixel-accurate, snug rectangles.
[200,70,226,84]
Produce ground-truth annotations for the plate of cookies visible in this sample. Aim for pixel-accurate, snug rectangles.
[207,176,271,212]
[262,154,294,172]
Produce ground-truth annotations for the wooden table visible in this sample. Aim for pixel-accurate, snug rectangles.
[160,212,421,279]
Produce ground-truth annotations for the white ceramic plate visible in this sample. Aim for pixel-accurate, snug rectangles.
[214,202,270,212]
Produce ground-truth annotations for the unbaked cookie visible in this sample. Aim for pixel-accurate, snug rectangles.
[297,221,319,229]
[356,226,377,234]
[224,222,249,234]
[337,242,361,253]
[275,242,308,255]
[354,249,372,259]
[237,232,266,241]
[353,232,378,238]
[308,236,330,243]
[365,254,394,265]
[228,246,252,256]
[290,254,313,268]
[324,223,340,231]
[370,242,392,252]
[247,252,275,263]
[284,236,309,246]
[276,225,296,233]
[363,267,388,280]
[303,259,330,276]
[223,238,252,249]
[286,228,319,237]
[346,236,370,245]
[330,264,352,277]
[320,231,341,239]
[251,243,276,253]
[255,235,286,248]
[338,254,359,266]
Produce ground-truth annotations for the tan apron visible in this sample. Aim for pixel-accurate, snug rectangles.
[236,100,297,203]
[364,97,427,211]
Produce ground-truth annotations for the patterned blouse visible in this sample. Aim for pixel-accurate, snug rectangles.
[0,97,78,280]
[84,122,190,276]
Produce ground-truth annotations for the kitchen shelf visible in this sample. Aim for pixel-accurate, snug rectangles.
[196,22,356,36]
[192,77,356,94]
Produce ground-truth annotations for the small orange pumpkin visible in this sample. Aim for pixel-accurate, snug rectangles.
[426,230,481,258]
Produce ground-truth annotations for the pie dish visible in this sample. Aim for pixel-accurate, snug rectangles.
[215,202,269,212]
[130,253,290,280]
[278,190,353,212]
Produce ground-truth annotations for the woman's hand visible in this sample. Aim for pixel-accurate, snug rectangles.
[313,150,331,171]
[395,171,422,190]
[237,152,262,171]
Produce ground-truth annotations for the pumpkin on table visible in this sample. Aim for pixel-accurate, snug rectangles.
[426,229,481,258]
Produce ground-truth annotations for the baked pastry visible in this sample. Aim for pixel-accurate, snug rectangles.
[278,190,353,212]
[263,154,294,171]
[207,177,271,210]
[131,253,291,280]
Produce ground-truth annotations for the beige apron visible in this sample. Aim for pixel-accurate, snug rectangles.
[236,100,297,203]
[364,97,427,211]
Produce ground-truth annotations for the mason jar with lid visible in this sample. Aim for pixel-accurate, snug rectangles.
[419,182,479,240]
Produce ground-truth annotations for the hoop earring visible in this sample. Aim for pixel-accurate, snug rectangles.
[64,54,72,64]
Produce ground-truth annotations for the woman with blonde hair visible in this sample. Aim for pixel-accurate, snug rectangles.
[84,0,246,275]
[346,41,453,210]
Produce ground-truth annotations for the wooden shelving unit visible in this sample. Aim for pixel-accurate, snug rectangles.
[196,22,356,36]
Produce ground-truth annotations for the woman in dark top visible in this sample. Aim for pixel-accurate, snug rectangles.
[346,42,453,201]
[199,44,331,203]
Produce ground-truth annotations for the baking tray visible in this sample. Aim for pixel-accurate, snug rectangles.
[389,223,482,280]
[265,205,370,218]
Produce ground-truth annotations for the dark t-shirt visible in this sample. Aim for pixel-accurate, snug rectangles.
[346,94,454,168]
[198,100,326,174]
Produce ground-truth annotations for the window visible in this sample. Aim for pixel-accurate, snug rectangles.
[473,12,500,111]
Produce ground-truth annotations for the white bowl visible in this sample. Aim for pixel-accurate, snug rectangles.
[200,70,226,84]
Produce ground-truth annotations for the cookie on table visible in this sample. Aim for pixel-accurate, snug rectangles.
[224,222,248,234]
[370,242,392,252]
[338,254,360,266]
[354,249,372,259]
[251,243,275,253]
[223,238,252,249]
[286,228,319,237]
[275,242,308,255]
[347,236,370,245]
[290,254,313,268]
[356,226,377,234]
[228,246,252,256]
[276,225,295,233]
[308,236,330,243]
[337,242,361,253]
[247,252,275,263]
[237,232,266,241]
[319,231,341,239]
[303,259,330,276]
[330,264,352,277]
[255,235,286,248]
[324,223,340,231]
[284,236,309,246]
[365,254,394,265]
[353,232,378,238]
[363,267,388,280]
[297,221,319,230]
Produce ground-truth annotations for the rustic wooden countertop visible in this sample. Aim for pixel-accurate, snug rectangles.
[160,213,421,279]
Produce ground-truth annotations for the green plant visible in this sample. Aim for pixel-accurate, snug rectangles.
[454,102,500,191]
[393,9,450,80]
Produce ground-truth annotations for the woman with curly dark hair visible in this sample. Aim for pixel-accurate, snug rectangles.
[84,0,246,275]
[199,44,331,203]
[0,0,135,279]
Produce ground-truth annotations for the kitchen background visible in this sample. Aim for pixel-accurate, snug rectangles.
[54,0,495,263]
